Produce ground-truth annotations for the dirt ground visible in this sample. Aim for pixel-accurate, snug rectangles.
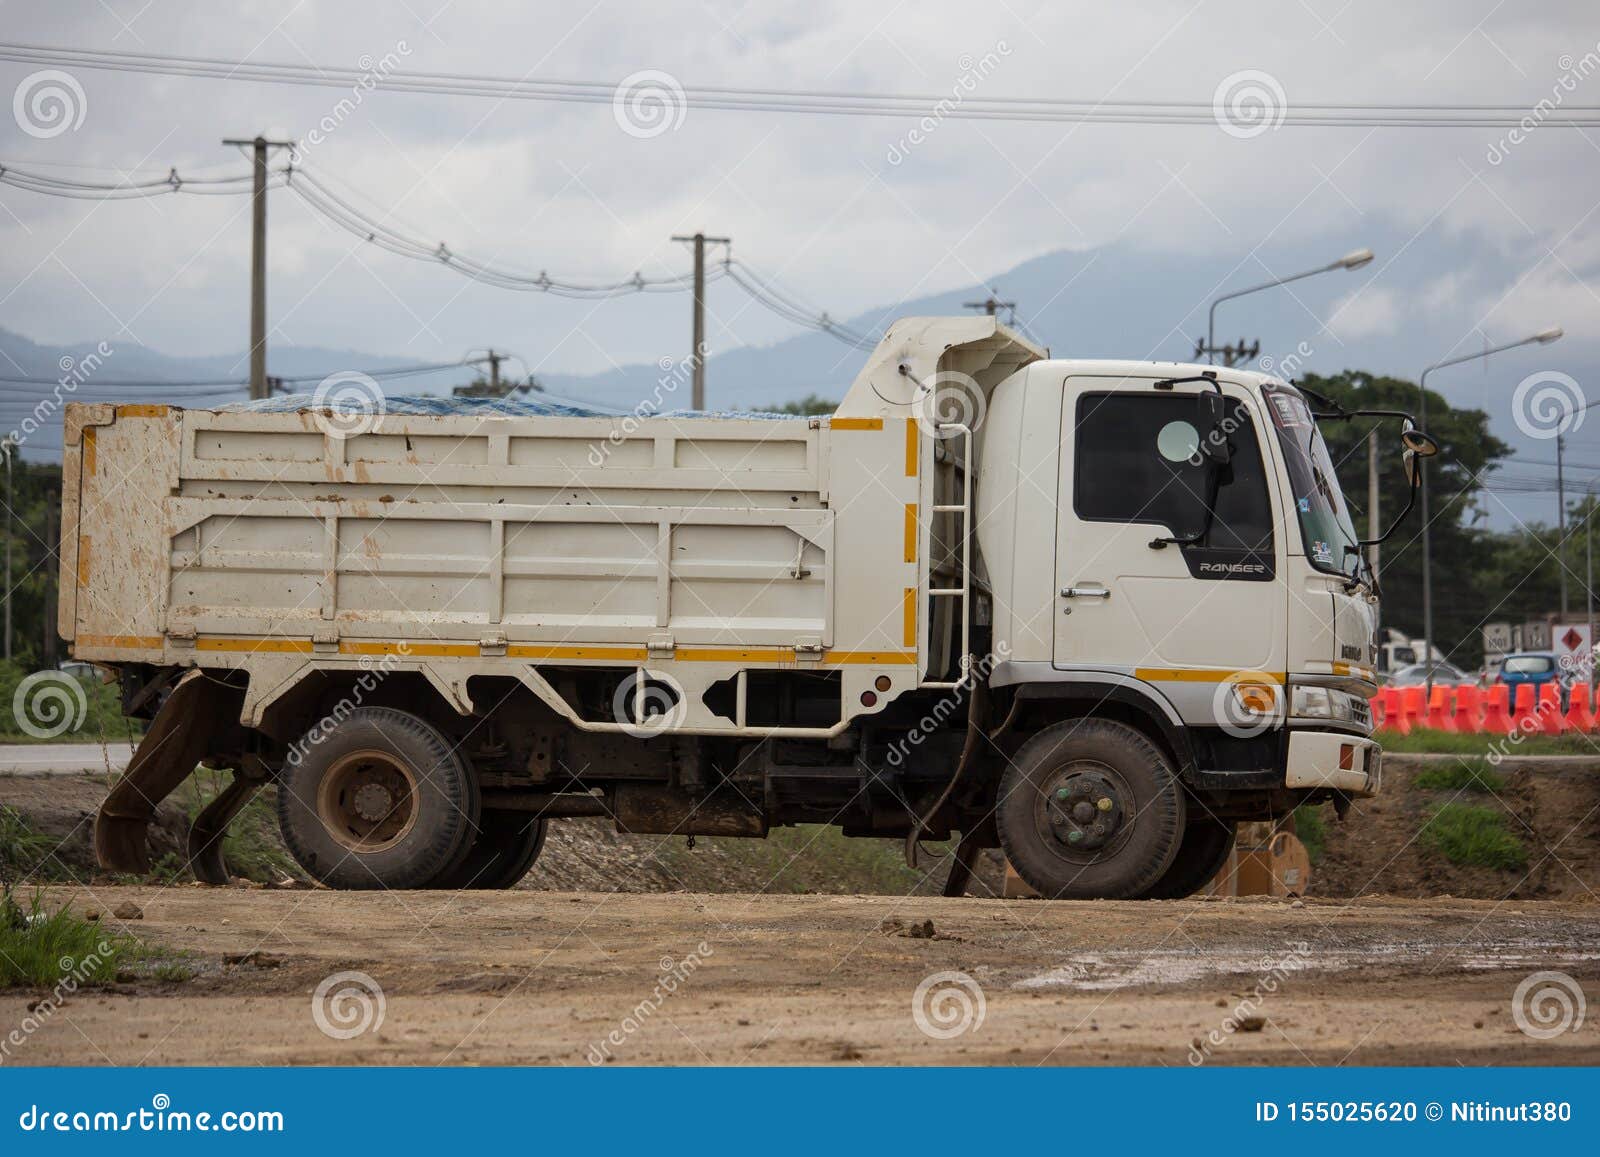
[9,886,1599,1066]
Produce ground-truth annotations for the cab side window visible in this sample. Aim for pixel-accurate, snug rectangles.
[1074,392,1274,567]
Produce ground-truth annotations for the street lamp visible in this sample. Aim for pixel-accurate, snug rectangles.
[1417,326,1564,694]
[1203,248,1375,366]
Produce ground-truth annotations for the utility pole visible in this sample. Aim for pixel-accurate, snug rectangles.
[670,232,730,410]
[964,293,1016,318]
[1193,336,1261,368]
[1558,431,1569,617]
[1367,428,1380,583]
[222,135,293,400]
[3,437,11,661]
[43,489,57,667]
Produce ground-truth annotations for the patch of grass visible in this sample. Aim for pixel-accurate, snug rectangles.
[0,806,54,880]
[1292,805,1328,862]
[1420,803,1528,871]
[0,888,127,988]
[1378,731,1595,756]
[1411,758,1507,794]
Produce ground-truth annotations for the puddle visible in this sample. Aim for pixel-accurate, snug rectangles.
[1014,942,1600,991]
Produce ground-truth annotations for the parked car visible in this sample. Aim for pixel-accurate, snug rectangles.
[1387,661,1470,686]
[1494,651,1564,700]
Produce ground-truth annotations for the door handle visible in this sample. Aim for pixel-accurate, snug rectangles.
[1060,586,1110,599]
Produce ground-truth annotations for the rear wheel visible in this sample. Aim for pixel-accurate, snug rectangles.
[429,809,547,889]
[1137,809,1236,899]
[277,707,479,890]
[996,718,1185,899]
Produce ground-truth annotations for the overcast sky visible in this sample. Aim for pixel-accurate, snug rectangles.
[1,0,1597,387]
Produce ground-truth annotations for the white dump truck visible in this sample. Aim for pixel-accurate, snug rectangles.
[62,316,1433,898]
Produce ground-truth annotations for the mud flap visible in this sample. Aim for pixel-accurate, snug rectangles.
[94,671,245,875]
[186,771,265,885]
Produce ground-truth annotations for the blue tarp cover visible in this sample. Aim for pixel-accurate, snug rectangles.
[222,393,798,420]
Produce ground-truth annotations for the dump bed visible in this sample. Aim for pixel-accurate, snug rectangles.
[59,401,927,732]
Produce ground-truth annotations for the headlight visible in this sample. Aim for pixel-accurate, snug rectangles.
[1291,685,1363,722]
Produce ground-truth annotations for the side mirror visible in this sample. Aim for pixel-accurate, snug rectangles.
[1400,424,1438,488]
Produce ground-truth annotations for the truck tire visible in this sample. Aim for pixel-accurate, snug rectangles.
[996,718,1185,899]
[277,707,480,890]
[429,810,547,889]
[1137,810,1236,899]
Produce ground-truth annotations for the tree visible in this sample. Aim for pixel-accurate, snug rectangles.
[764,394,837,416]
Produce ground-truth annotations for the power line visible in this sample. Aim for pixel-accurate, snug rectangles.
[5,43,1600,128]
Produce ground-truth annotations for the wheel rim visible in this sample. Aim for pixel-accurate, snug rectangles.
[316,748,420,853]
[1033,759,1135,864]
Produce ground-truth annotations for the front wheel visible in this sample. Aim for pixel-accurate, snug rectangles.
[996,719,1185,899]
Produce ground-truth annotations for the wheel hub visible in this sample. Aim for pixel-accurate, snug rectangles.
[1047,771,1124,852]
[352,782,395,823]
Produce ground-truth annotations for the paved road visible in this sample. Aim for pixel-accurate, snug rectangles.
[0,741,135,776]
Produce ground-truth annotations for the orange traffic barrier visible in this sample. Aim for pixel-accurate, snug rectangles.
[1512,683,1539,730]
[1399,685,1426,733]
[1539,683,1568,734]
[1452,683,1482,734]
[1482,684,1514,734]
[1426,683,1456,731]
[1566,682,1596,733]
[1376,686,1403,732]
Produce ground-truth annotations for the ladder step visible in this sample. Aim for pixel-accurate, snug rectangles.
[932,504,966,513]
[929,588,964,596]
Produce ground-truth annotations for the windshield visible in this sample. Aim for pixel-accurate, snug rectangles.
[1503,655,1555,675]
[1263,384,1361,578]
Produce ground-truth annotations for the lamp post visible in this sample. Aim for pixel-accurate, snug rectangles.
[1417,326,1564,695]
[1201,248,1375,366]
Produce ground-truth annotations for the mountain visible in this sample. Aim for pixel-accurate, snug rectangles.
[4,226,1594,532]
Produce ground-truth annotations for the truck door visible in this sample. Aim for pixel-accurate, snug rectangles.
[1053,376,1285,678]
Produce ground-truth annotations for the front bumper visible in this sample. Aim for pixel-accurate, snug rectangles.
[1284,729,1381,796]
